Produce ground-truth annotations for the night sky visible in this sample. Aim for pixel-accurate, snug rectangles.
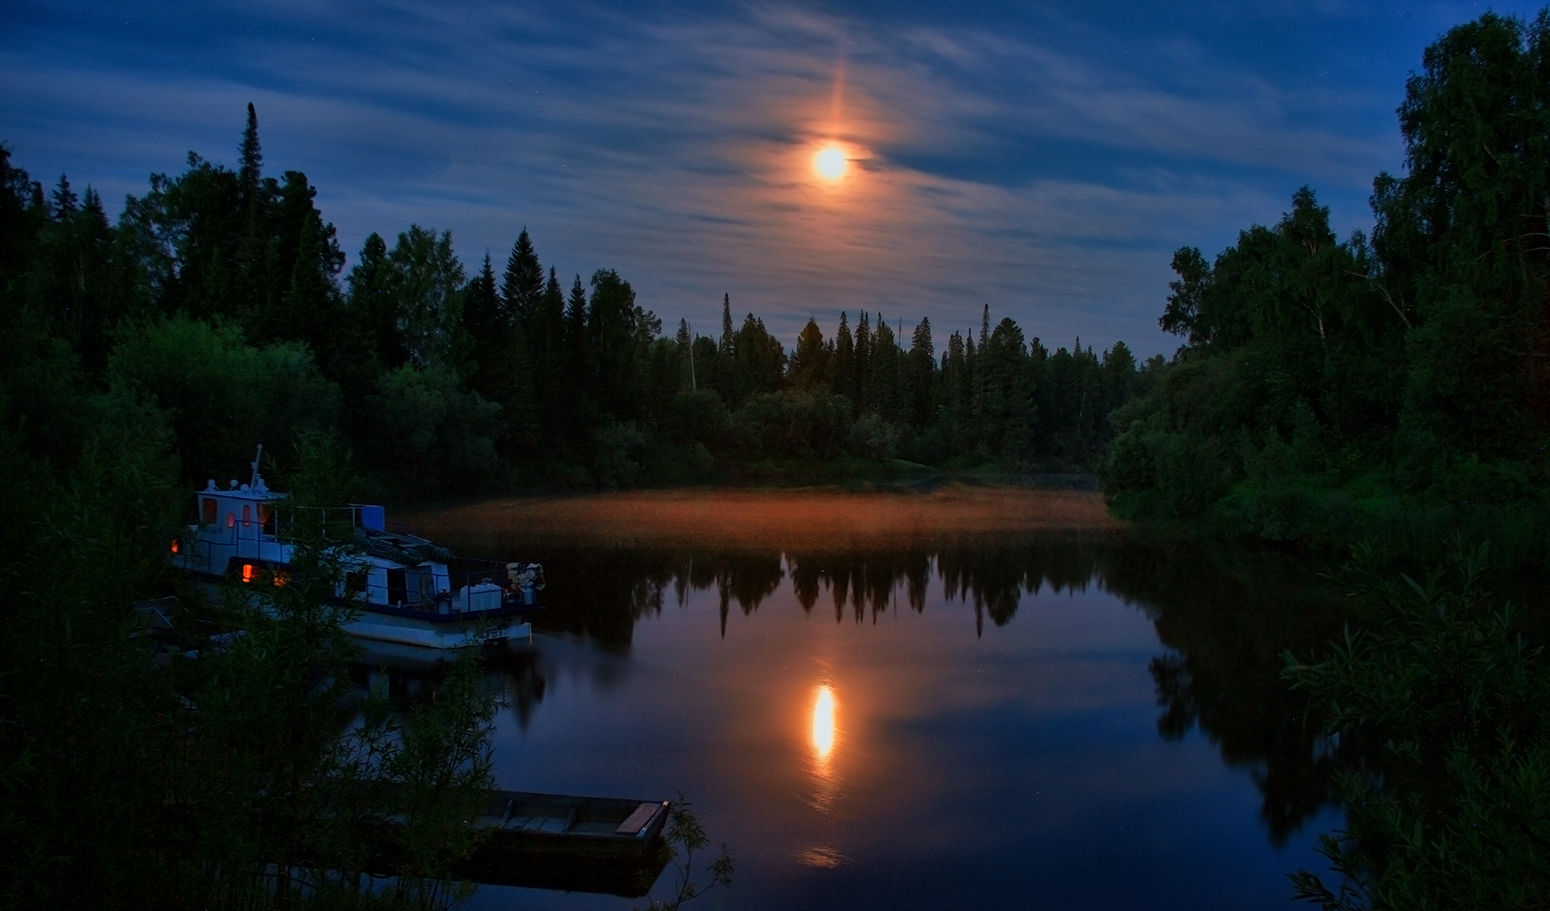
[3,1,1540,357]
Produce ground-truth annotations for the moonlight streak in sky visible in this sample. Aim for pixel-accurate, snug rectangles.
[4,1,1531,359]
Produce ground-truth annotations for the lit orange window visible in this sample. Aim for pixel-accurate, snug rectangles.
[202,497,217,525]
[170,539,180,554]
[272,569,290,588]
[241,563,254,583]
[227,513,235,529]
[242,505,252,526]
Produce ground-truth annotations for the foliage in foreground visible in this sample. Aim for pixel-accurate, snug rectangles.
[0,427,499,910]
[1283,542,1550,909]
[637,794,734,911]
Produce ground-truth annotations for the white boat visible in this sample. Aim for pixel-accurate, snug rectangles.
[169,449,543,649]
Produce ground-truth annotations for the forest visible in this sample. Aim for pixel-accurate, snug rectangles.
[1103,11,1550,566]
[0,104,1156,502]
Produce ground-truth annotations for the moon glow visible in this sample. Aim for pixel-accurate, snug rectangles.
[812,684,836,760]
[814,145,848,182]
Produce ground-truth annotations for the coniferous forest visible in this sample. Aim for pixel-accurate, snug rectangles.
[1,101,1156,503]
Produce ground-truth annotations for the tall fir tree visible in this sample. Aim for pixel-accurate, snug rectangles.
[853,310,872,413]
[833,311,855,406]
[501,228,544,331]
[719,293,734,356]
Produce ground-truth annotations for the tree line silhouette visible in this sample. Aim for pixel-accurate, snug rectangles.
[2,103,1154,498]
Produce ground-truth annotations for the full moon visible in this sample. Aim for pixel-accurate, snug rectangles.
[813,145,848,181]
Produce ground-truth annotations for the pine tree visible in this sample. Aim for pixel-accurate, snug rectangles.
[50,175,78,218]
[854,311,872,412]
[905,317,936,428]
[833,311,855,406]
[501,228,544,331]
[238,102,262,206]
[565,274,589,389]
[462,254,506,393]
[526,267,570,457]
[790,318,828,390]
[719,293,734,356]
[866,315,901,420]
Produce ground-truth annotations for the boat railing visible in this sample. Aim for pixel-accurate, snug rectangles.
[447,557,545,608]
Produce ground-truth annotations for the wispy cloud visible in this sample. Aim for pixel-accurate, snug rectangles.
[2,0,1467,356]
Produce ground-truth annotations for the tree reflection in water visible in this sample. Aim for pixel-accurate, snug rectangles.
[1101,539,1351,846]
[433,527,1355,852]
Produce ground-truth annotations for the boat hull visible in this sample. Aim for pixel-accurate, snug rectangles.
[360,789,672,897]
[457,791,672,896]
[180,573,537,650]
[341,611,531,649]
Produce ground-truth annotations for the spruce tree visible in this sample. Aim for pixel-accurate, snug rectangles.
[719,293,734,356]
[905,317,936,428]
[501,228,544,330]
[238,102,262,206]
[50,175,78,218]
[833,311,855,405]
[565,274,589,387]
[854,311,872,412]
[790,318,828,390]
[462,254,505,391]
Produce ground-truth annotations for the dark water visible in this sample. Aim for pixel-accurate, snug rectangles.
[416,527,1351,910]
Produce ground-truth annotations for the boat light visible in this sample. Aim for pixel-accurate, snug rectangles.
[241,563,254,583]
[169,539,180,554]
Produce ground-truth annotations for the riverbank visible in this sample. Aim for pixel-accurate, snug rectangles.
[398,484,1121,552]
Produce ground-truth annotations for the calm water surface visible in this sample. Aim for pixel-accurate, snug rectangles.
[407,493,1348,910]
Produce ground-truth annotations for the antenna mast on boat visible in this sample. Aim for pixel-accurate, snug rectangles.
[250,443,264,489]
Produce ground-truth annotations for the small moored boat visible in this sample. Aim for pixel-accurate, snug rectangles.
[452,790,673,895]
[170,447,543,649]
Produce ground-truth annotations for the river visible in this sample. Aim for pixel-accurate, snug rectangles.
[396,486,1350,910]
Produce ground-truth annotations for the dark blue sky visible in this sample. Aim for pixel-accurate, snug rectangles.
[2,1,1540,356]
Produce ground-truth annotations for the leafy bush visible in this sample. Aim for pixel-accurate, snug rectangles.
[107,315,340,482]
[368,362,499,495]
[1284,542,1550,909]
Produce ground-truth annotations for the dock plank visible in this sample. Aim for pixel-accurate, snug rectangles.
[615,802,662,836]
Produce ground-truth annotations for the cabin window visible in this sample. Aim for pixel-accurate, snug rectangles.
[242,504,252,526]
[241,562,254,583]
[386,568,407,607]
[201,497,217,525]
[169,539,180,555]
[227,512,236,529]
[407,567,435,604]
[259,504,275,536]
